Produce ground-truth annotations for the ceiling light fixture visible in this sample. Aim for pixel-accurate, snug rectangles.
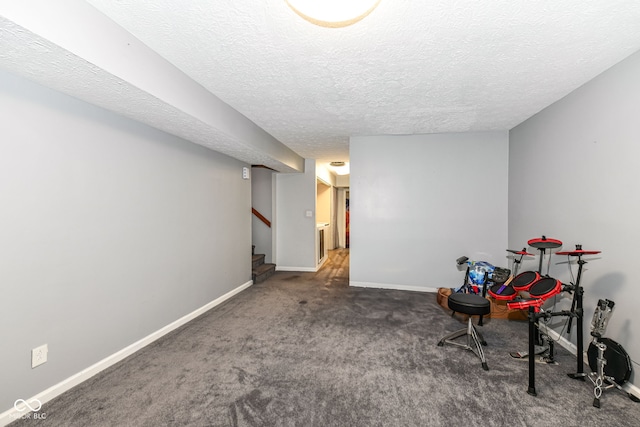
[328,161,350,175]
[286,0,381,28]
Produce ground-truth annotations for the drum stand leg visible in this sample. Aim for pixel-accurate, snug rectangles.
[508,245,557,361]
[526,308,564,396]
[527,307,537,396]
[567,271,586,381]
[438,317,489,371]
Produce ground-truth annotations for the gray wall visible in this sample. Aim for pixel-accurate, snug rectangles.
[350,132,509,290]
[509,50,640,385]
[275,159,317,271]
[0,71,251,412]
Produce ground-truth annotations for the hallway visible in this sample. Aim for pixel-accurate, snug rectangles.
[313,248,349,287]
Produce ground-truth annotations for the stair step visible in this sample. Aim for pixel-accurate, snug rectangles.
[252,263,276,284]
[252,254,265,269]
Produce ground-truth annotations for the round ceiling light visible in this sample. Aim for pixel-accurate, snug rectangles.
[328,161,350,175]
[286,0,381,28]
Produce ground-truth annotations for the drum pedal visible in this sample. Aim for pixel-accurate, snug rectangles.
[510,346,547,359]
[511,354,557,364]
[538,355,558,365]
[522,355,558,364]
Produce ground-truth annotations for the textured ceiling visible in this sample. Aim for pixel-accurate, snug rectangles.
[6,1,640,167]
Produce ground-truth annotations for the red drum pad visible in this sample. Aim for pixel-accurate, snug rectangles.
[488,283,518,301]
[512,271,541,292]
[528,277,562,300]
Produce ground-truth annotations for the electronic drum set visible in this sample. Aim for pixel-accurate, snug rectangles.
[487,236,639,408]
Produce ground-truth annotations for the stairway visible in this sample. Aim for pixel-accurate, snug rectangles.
[252,245,276,284]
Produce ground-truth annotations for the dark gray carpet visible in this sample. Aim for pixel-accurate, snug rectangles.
[11,249,640,426]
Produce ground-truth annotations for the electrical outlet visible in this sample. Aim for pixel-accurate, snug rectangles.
[31,344,48,368]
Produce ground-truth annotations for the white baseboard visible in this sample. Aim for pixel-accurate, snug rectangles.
[0,280,253,427]
[350,281,439,293]
[276,266,317,272]
[539,324,640,399]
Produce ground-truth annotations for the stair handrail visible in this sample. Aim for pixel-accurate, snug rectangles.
[252,207,271,228]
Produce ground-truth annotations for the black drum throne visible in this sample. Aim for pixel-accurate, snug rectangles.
[438,256,492,370]
[438,293,491,370]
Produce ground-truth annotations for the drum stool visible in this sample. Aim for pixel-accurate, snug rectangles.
[438,293,491,370]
